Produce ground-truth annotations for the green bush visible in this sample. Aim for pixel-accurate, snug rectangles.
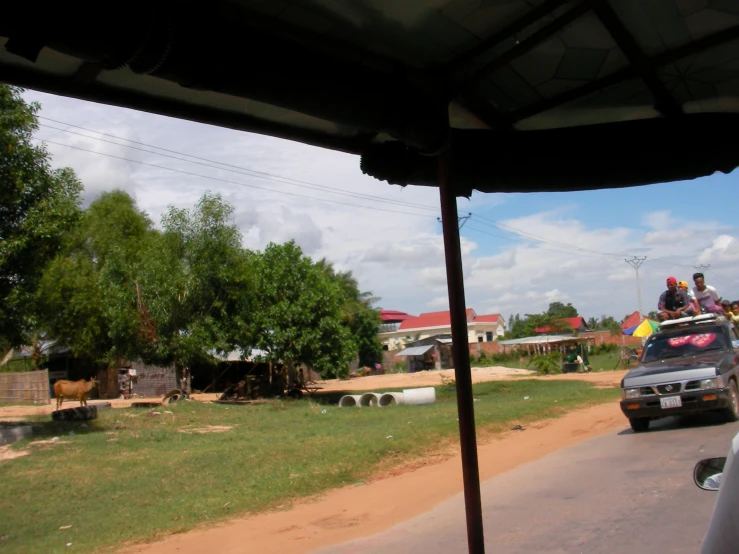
[528,353,561,375]
[594,343,618,355]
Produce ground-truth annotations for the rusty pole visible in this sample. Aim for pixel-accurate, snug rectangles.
[438,149,486,553]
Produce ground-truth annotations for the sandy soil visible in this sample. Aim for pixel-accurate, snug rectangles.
[122,400,626,554]
[0,369,626,418]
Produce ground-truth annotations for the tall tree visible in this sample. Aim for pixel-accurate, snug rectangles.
[0,85,82,345]
[253,241,355,378]
[104,192,256,368]
[316,259,382,367]
[37,190,155,361]
[546,302,578,319]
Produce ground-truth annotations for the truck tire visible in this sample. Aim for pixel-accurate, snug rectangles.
[52,406,98,421]
[629,417,650,433]
[722,379,739,422]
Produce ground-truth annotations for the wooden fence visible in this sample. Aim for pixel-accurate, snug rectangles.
[0,370,50,404]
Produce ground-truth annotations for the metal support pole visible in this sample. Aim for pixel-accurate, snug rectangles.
[625,257,646,321]
[438,149,486,554]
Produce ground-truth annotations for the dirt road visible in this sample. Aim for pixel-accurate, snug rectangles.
[0,369,626,418]
[124,401,627,554]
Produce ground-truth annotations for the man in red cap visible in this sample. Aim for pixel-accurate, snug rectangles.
[658,276,694,321]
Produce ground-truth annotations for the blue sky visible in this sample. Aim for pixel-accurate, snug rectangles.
[24,89,739,324]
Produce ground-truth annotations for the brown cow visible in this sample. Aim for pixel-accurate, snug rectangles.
[54,378,98,411]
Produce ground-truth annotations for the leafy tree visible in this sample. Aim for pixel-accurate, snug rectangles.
[253,241,355,379]
[586,317,598,330]
[0,85,82,345]
[352,308,383,367]
[598,315,622,335]
[316,260,382,367]
[646,311,659,321]
[546,302,578,319]
[104,192,256,368]
[37,190,155,361]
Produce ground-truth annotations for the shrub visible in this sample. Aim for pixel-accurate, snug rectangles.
[527,353,561,375]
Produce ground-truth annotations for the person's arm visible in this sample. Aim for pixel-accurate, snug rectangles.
[710,286,722,304]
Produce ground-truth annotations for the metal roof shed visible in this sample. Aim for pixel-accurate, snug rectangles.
[395,345,436,357]
[3,3,739,551]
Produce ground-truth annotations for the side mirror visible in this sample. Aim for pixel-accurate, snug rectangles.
[694,457,727,491]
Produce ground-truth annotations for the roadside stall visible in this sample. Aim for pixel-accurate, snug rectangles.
[498,335,594,373]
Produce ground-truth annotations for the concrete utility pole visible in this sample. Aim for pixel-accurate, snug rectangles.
[625,257,647,321]
[438,212,472,230]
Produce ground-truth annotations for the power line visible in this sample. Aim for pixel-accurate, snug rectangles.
[36,118,439,212]
[463,224,624,261]
[470,212,626,258]
[33,138,438,219]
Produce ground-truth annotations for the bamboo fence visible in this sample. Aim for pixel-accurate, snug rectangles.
[0,370,50,404]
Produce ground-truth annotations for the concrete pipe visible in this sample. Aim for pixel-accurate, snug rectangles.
[378,392,405,407]
[359,393,381,407]
[402,387,436,405]
[338,394,363,407]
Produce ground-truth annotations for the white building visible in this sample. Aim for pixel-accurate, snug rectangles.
[378,308,505,351]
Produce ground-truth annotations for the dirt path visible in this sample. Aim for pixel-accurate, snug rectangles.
[123,401,627,554]
[0,369,626,418]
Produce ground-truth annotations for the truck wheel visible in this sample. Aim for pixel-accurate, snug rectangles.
[722,380,739,422]
[52,406,98,421]
[629,418,650,433]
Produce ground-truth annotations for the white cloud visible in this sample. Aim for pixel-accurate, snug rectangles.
[699,235,739,263]
[24,90,739,325]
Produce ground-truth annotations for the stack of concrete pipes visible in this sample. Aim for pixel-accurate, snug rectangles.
[338,387,436,407]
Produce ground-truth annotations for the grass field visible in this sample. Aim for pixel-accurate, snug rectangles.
[0,380,619,553]
[474,351,624,372]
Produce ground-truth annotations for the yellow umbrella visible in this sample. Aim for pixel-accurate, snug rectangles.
[632,319,660,338]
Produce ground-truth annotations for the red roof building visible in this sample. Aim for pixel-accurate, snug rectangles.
[379,308,505,351]
[620,311,644,330]
[534,317,591,334]
[378,310,415,323]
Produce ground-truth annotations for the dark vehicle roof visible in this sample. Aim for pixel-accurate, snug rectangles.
[648,322,731,341]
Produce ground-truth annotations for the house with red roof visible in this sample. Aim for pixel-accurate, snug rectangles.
[534,317,591,335]
[620,311,644,330]
[377,308,505,350]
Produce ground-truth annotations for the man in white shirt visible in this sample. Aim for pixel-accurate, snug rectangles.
[692,272,723,314]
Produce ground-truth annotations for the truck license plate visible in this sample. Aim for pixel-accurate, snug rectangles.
[660,396,682,409]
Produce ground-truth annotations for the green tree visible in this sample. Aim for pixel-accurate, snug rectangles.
[546,302,578,319]
[37,190,155,361]
[104,192,256,369]
[0,85,82,345]
[316,260,382,367]
[352,307,383,367]
[253,241,355,379]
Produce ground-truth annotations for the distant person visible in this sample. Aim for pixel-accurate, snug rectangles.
[732,301,739,321]
[692,273,723,314]
[678,280,695,301]
[658,277,694,321]
[721,299,733,319]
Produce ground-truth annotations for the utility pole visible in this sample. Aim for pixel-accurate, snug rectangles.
[438,212,472,230]
[625,257,647,321]
[694,264,710,273]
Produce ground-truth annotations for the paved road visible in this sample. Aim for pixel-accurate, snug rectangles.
[317,414,739,554]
